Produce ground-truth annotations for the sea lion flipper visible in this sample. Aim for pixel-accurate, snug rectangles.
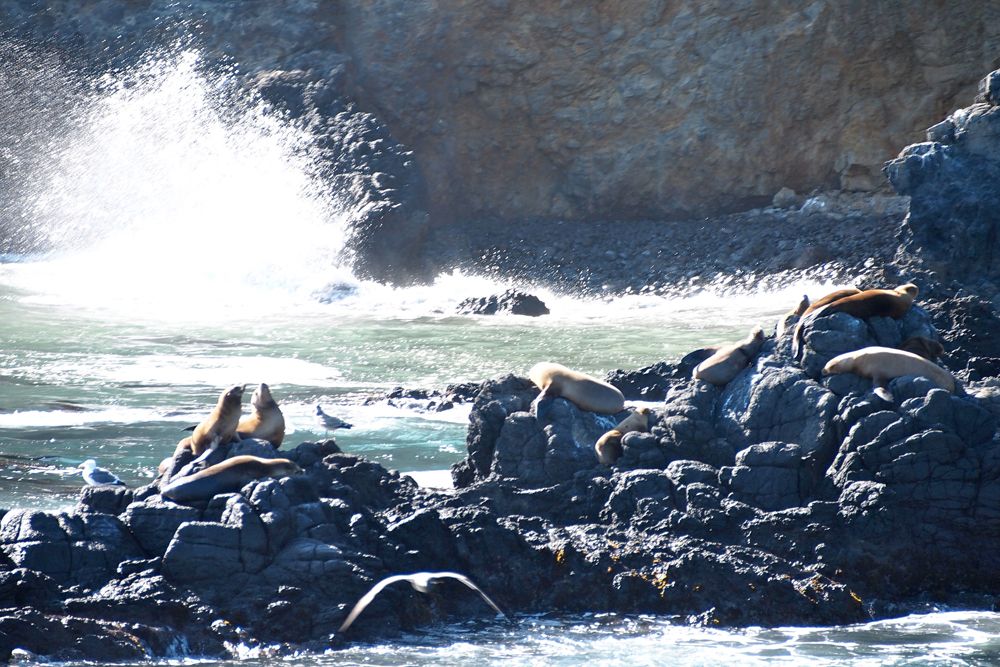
[872,379,894,403]
[181,425,196,432]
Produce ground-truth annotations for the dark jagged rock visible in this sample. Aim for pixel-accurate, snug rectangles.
[456,290,550,317]
[886,70,1000,285]
[363,382,480,413]
[605,362,685,400]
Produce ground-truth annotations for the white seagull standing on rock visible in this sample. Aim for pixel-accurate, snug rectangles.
[77,459,125,487]
[315,404,352,436]
[338,571,511,633]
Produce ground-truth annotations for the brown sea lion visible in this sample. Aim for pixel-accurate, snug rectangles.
[160,455,302,503]
[594,429,625,465]
[802,288,861,315]
[822,346,955,402]
[237,382,285,447]
[776,294,811,337]
[189,384,245,456]
[529,362,625,418]
[813,283,918,320]
[899,336,945,361]
[693,326,766,386]
[793,283,919,360]
[594,407,652,465]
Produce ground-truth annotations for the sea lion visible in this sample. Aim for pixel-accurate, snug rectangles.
[160,455,303,503]
[529,362,625,418]
[813,283,918,320]
[899,336,945,361]
[189,384,245,456]
[776,294,811,337]
[594,407,651,465]
[822,346,956,401]
[693,326,766,386]
[802,288,861,315]
[237,383,285,447]
[793,283,919,360]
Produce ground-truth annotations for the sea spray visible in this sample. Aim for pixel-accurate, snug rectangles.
[1,46,350,316]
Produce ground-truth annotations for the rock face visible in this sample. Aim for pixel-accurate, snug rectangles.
[887,67,1000,285]
[336,1,1000,223]
[3,3,999,279]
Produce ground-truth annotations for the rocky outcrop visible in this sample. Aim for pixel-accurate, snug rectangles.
[886,67,1000,285]
[4,286,1000,661]
[456,290,550,316]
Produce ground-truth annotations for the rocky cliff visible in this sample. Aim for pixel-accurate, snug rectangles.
[2,2,999,279]
[336,1,1000,222]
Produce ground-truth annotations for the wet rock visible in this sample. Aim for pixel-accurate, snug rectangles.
[0,510,143,587]
[605,362,684,400]
[456,289,550,316]
[75,485,133,515]
[887,69,1000,285]
[721,442,807,511]
[719,362,838,457]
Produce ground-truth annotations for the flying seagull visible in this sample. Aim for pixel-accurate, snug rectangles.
[78,459,125,486]
[315,404,353,436]
[338,571,511,633]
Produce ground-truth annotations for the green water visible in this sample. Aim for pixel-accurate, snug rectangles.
[0,271,814,511]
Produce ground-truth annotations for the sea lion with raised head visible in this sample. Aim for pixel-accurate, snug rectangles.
[822,346,956,402]
[594,407,651,465]
[693,326,766,386]
[793,283,919,360]
[529,362,625,419]
[189,384,245,456]
[160,455,302,503]
[776,294,811,337]
[237,382,285,447]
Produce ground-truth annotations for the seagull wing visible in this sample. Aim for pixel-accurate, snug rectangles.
[338,574,413,633]
[437,572,509,620]
[88,467,123,486]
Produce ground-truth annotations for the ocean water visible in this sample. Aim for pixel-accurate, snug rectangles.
[1,45,995,665]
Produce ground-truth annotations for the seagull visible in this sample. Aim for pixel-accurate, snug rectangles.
[78,459,125,487]
[338,571,511,633]
[315,404,352,436]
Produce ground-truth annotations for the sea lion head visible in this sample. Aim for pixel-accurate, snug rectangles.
[821,354,853,376]
[270,458,303,477]
[594,429,624,465]
[251,383,275,410]
[793,294,810,316]
[221,384,245,406]
[896,283,919,301]
[899,336,944,360]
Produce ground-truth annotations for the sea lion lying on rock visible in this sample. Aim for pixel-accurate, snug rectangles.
[529,362,625,418]
[793,283,918,360]
[594,407,651,465]
[822,346,956,402]
[160,455,302,503]
[693,326,766,386]
[802,288,861,315]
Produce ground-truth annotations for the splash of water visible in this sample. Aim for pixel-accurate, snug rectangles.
[2,47,352,318]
